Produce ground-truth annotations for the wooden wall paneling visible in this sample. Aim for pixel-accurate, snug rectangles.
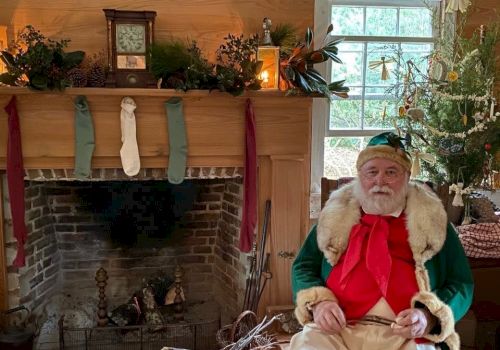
[0,91,312,169]
[0,0,313,62]
[268,156,307,306]
[0,173,7,311]
[256,155,272,316]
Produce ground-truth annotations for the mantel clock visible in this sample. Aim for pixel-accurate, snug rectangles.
[103,9,157,87]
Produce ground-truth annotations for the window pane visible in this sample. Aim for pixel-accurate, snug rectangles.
[331,43,364,85]
[324,137,372,178]
[366,8,397,36]
[330,99,362,129]
[363,87,396,129]
[399,8,433,37]
[366,43,398,86]
[331,6,364,36]
[401,43,432,82]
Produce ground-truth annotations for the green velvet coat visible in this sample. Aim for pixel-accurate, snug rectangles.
[292,181,474,350]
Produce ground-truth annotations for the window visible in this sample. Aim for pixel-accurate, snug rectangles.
[322,0,436,179]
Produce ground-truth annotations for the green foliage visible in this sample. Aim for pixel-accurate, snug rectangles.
[280,26,349,99]
[392,18,500,187]
[150,34,262,95]
[215,33,262,95]
[0,25,84,90]
[270,23,297,57]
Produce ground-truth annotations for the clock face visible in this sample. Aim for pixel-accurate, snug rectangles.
[116,24,146,53]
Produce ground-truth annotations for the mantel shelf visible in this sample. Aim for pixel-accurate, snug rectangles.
[0,86,316,99]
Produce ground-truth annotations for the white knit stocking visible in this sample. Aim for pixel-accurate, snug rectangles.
[120,97,140,176]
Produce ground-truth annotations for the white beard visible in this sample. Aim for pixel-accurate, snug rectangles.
[353,178,408,215]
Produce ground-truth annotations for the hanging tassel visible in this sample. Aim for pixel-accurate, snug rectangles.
[446,0,470,13]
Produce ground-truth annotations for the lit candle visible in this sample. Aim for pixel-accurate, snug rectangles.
[490,98,495,118]
[260,70,269,88]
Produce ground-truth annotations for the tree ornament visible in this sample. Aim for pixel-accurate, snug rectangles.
[485,143,492,151]
[368,56,395,81]
[446,0,471,13]
[406,107,425,122]
[410,150,436,178]
[449,182,465,207]
[447,70,459,82]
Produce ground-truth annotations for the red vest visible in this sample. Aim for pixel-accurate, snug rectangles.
[326,212,419,320]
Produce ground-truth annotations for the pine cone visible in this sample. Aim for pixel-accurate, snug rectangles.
[66,67,88,87]
[87,63,106,87]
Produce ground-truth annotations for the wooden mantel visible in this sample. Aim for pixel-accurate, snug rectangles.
[0,86,312,311]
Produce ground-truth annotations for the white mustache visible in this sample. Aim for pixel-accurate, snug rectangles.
[369,186,394,195]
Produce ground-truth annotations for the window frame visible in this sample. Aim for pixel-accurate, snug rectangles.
[326,0,437,138]
[309,0,441,208]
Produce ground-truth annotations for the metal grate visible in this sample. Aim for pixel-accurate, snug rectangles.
[59,317,220,350]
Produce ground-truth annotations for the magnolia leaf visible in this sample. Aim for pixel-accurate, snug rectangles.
[323,45,339,55]
[52,50,64,66]
[284,66,295,81]
[305,28,313,49]
[289,44,305,62]
[296,73,312,92]
[332,91,349,98]
[0,73,17,86]
[308,51,327,63]
[326,37,344,47]
[322,50,342,64]
[0,51,16,68]
[305,68,327,85]
[30,74,48,90]
[254,60,263,74]
[326,24,334,35]
[63,50,85,69]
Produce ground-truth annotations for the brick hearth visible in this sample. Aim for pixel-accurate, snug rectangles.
[2,172,248,329]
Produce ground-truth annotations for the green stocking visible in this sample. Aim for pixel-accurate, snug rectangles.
[74,95,95,179]
[165,97,188,184]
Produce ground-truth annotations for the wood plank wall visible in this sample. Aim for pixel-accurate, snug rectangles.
[463,0,500,97]
[0,0,313,62]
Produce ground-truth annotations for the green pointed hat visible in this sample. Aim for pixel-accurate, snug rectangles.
[356,132,412,171]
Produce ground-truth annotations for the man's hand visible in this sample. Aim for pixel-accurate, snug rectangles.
[311,300,346,334]
[392,308,437,338]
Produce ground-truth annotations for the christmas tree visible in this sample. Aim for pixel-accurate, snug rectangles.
[392,15,500,188]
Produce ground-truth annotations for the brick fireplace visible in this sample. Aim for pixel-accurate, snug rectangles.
[0,89,313,346]
[3,166,249,322]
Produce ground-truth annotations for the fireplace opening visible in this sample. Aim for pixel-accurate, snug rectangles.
[2,172,249,349]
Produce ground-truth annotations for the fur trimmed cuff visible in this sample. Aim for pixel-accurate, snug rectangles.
[294,286,338,325]
[411,291,459,349]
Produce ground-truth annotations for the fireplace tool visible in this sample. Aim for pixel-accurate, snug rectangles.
[0,305,35,350]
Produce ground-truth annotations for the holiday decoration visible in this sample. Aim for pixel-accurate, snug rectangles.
[256,18,280,90]
[369,56,395,81]
[445,0,471,13]
[0,25,84,90]
[391,18,500,188]
[279,25,350,99]
[119,97,141,176]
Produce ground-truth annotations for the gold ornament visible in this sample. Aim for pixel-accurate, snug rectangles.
[447,70,459,82]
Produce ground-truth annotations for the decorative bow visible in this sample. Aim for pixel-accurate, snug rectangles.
[369,56,395,81]
[410,150,436,178]
[445,0,471,13]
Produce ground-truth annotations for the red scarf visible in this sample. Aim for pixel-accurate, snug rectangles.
[326,212,420,320]
[339,213,393,296]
